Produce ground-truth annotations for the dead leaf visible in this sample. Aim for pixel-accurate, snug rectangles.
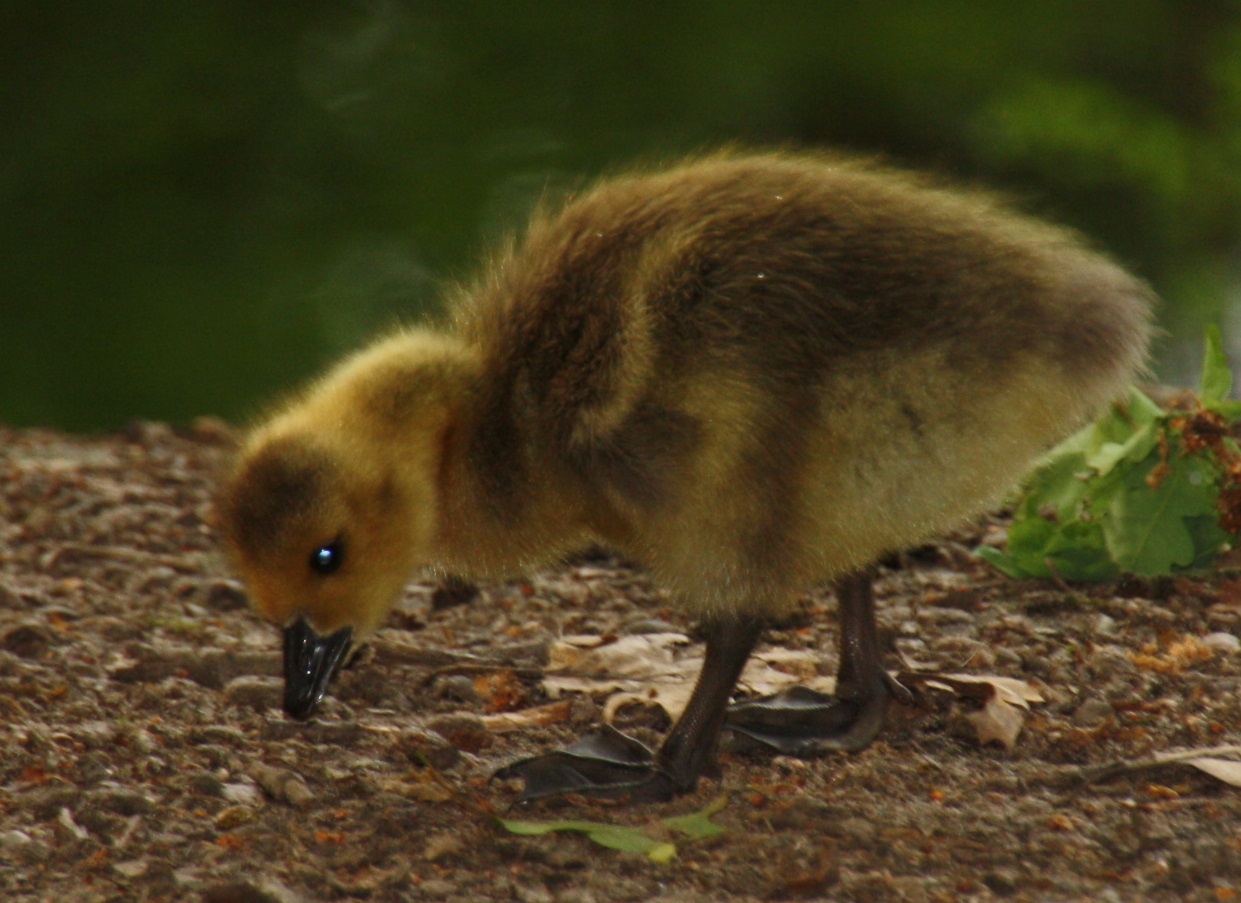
[1074,744,1241,788]
[545,634,835,723]
[548,633,690,680]
[1185,756,1241,787]
[899,671,1044,752]
[966,693,1027,751]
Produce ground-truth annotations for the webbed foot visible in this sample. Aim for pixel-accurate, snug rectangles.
[496,616,765,805]
[724,671,910,755]
[493,725,683,803]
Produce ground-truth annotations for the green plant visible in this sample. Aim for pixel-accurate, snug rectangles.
[978,327,1241,581]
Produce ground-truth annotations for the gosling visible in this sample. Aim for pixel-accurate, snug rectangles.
[218,150,1153,802]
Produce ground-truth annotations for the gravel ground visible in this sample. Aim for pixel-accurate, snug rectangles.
[2,422,1240,903]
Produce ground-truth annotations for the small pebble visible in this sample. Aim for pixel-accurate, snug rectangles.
[0,829,32,846]
[1202,632,1240,654]
[222,782,265,807]
[417,879,456,899]
[1092,613,1118,635]
[222,675,282,710]
[214,806,257,830]
[423,831,465,861]
[250,763,314,807]
[426,714,491,754]
[513,881,555,903]
[113,858,150,879]
[1071,696,1115,728]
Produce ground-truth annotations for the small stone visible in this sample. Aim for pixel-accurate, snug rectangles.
[215,806,257,829]
[0,623,52,658]
[88,787,154,816]
[1071,696,1115,728]
[1202,632,1240,654]
[403,727,461,771]
[417,879,456,899]
[426,714,491,754]
[553,889,599,903]
[113,858,150,879]
[22,785,82,821]
[222,782,264,807]
[222,675,282,710]
[513,881,555,903]
[423,831,465,861]
[432,674,480,704]
[983,868,1020,895]
[186,772,226,797]
[250,763,314,807]
[200,878,307,903]
[56,806,89,841]
[1092,613,1119,635]
[833,816,879,844]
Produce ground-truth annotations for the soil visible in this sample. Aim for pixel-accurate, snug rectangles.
[2,421,1239,903]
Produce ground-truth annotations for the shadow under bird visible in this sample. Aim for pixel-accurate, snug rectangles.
[218,150,1153,802]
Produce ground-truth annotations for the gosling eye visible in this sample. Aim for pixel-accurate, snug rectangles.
[309,539,345,576]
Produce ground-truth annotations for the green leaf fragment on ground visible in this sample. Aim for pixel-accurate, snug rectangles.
[660,795,729,840]
[497,795,728,863]
[498,817,676,858]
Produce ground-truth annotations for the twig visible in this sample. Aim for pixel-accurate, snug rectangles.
[1071,744,1241,787]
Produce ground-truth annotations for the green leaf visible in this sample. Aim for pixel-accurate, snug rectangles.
[660,795,728,840]
[1101,452,1219,575]
[977,515,1117,582]
[1081,390,1162,476]
[1201,324,1232,405]
[496,796,728,863]
[978,329,1241,582]
[1020,450,1092,520]
[498,817,676,860]
[1183,513,1233,569]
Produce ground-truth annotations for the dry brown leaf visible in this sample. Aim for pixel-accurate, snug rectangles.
[1074,744,1241,787]
[547,633,690,680]
[543,637,1043,750]
[899,671,1043,752]
[544,634,834,722]
[966,694,1027,751]
[1185,756,1241,787]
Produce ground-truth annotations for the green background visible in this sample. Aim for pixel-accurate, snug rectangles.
[5,2,1239,431]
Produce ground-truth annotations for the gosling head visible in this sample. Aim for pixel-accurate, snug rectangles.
[218,424,432,719]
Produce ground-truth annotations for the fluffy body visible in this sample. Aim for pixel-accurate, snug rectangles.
[219,150,1152,651]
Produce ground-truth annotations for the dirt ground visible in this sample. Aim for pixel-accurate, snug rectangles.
[2,422,1240,903]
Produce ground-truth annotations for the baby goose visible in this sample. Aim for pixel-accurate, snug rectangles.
[218,150,1153,802]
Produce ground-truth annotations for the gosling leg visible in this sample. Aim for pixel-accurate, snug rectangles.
[496,615,762,803]
[724,568,910,755]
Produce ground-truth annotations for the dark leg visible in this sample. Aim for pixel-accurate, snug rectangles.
[724,567,910,755]
[654,614,763,787]
[495,615,763,803]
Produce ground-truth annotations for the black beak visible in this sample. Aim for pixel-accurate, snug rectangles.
[282,616,353,720]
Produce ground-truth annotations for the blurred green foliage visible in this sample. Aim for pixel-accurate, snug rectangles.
[3,1,1241,429]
